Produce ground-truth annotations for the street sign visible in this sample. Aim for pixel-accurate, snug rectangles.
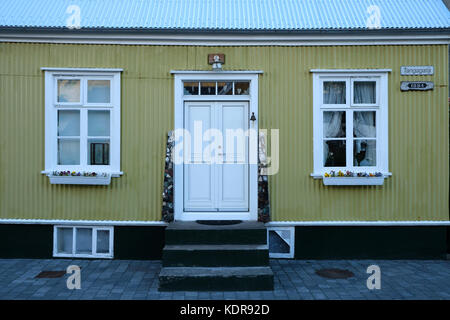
[400,66,434,76]
[400,81,434,91]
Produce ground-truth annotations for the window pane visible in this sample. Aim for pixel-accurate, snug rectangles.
[354,81,376,104]
[87,80,111,103]
[234,81,250,95]
[183,82,199,95]
[200,82,216,95]
[268,230,291,254]
[324,140,346,167]
[323,111,346,138]
[57,79,80,103]
[88,110,110,136]
[354,111,376,138]
[323,81,346,104]
[57,228,73,254]
[354,140,376,166]
[96,230,110,254]
[76,228,92,255]
[58,139,80,165]
[217,82,233,95]
[58,110,80,136]
[88,139,110,165]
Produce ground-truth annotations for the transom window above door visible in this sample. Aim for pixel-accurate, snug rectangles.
[311,71,389,177]
[183,81,250,96]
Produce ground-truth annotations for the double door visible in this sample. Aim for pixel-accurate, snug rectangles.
[183,101,249,213]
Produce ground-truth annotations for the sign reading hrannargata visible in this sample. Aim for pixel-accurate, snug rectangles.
[400,66,434,76]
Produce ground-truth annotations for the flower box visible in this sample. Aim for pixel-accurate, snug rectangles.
[323,177,384,186]
[48,173,111,185]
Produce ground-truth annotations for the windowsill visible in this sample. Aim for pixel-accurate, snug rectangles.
[42,170,123,185]
[53,253,113,259]
[310,172,391,186]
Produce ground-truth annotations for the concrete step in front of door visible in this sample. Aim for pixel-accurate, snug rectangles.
[162,244,269,267]
[159,266,274,291]
[164,221,267,245]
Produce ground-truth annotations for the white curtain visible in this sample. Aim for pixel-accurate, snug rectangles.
[353,111,376,166]
[323,111,344,165]
[354,82,375,104]
[323,111,344,138]
[324,82,346,104]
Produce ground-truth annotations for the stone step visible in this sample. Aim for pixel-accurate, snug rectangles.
[165,221,267,245]
[162,244,269,267]
[159,266,274,291]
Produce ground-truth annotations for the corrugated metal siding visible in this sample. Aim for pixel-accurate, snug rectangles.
[1,0,449,30]
[0,43,448,221]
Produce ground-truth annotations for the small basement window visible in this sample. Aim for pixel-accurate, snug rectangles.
[267,227,295,259]
[53,226,113,258]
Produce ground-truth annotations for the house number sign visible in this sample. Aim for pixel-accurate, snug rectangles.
[400,66,434,76]
[400,81,434,91]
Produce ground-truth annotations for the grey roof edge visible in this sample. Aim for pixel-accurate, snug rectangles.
[1,26,450,35]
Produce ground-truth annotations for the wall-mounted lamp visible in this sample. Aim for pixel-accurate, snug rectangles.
[250,112,256,122]
[208,53,225,71]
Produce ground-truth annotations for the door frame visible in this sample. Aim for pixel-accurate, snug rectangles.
[172,71,261,221]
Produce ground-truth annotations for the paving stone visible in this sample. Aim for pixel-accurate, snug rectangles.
[0,258,449,300]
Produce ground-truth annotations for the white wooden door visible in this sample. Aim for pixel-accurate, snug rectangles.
[183,101,249,214]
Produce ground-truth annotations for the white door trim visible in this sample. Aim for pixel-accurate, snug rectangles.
[173,72,259,221]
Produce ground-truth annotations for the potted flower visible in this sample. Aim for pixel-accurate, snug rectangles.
[323,170,384,186]
[48,171,111,185]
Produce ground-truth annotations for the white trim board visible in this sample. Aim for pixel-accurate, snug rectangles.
[0,219,168,226]
[266,221,450,226]
[171,70,264,74]
[0,219,448,226]
[41,67,123,72]
[1,32,449,46]
[310,69,392,73]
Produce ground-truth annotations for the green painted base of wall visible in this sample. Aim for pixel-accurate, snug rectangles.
[0,224,447,260]
[447,227,450,254]
[114,226,165,260]
[0,224,53,258]
[0,224,166,260]
[295,226,448,259]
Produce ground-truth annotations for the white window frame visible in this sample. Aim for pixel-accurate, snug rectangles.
[42,68,122,180]
[267,227,295,259]
[311,70,390,178]
[53,225,114,258]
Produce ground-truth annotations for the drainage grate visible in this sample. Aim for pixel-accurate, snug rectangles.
[35,271,66,279]
[196,220,242,226]
[315,268,354,279]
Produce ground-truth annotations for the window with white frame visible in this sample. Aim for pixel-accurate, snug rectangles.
[312,71,389,176]
[43,69,121,179]
[267,227,295,259]
[54,226,113,258]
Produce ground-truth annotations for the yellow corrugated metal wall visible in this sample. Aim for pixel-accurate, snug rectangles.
[0,43,448,221]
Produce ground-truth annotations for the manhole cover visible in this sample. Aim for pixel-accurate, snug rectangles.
[315,268,354,279]
[196,220,242,226]
[35,271,66,279]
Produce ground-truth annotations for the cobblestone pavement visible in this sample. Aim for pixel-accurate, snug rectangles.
[0,259,449,300]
